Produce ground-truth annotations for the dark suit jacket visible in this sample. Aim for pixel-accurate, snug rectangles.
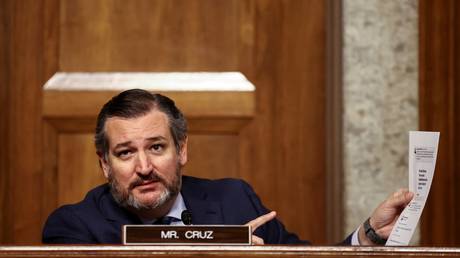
[42,176,310,244]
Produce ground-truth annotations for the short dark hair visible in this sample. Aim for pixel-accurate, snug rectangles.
[95,89,187,157]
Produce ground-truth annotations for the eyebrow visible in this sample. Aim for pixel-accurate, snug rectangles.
[146,136,167,142]
[112,136,168,150]
[113,141,132,150]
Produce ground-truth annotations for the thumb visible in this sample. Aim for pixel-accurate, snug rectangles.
[386,189,414,208]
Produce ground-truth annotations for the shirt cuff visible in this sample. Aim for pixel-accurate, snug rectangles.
[351,226,361,246]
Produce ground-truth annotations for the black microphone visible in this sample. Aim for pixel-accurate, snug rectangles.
[181,210,193,225]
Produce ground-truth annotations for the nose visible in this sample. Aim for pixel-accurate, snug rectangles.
[135,151,152,175]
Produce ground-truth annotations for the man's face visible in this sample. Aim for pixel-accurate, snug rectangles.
[99,109,187,211]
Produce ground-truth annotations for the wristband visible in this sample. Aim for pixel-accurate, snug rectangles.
[363,217,387,245]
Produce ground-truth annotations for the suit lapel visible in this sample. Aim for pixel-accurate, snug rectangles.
[181,177,224,225]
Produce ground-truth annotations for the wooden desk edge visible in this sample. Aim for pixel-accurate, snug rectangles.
[1,245,460,254]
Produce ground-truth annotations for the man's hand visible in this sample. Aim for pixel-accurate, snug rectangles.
[359,189,414,245]
[245,211,277,245]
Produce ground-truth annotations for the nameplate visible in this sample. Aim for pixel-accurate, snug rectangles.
[123,225,251,245]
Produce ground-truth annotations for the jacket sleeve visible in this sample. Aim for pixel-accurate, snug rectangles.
[42,206,97,244]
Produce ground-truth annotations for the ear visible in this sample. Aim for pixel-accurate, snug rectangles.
[97,151,111,179]
[178,137,188,166]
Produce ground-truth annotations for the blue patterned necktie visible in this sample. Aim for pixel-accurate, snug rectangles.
[153,216,174,225]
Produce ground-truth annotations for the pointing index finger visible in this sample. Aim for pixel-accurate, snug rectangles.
[245,211,277,232]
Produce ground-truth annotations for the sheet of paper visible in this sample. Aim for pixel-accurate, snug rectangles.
[386,131,440,246]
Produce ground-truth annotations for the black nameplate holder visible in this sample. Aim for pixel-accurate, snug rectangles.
[123,225,251,245]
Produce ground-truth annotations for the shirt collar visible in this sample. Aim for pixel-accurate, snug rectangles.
[165,192,187,220]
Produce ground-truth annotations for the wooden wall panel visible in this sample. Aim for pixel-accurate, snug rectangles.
[419,0,460,246]
[238,1,327,243]
[325,0,344,243]
[2,0,333,244]
[186,135,239,180]
[59,0,240,71]
[0,0,47,243]
[42,122,59,227]
[44,91,254,119]
[44,0,60,78]
[0,0,9,244]
[57,134,104,205]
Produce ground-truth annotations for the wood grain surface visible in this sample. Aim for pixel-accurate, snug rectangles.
[419,0,460,246]
[1,246,460,258]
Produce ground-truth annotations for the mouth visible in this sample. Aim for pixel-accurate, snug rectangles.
[133,180,161,190]
[129,172,165,192]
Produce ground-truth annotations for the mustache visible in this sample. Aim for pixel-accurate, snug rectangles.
[128,172,165,190]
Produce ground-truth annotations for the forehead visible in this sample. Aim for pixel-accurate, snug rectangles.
[104,109,171,146]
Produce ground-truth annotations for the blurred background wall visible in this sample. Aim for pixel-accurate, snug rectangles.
[343,0,418,241]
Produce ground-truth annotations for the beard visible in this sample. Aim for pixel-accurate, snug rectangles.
[108,164,182,211]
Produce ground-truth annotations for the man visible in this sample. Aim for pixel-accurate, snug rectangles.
[42,89,413,245]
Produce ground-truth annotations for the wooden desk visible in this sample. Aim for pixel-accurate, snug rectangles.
[1,246,459,258]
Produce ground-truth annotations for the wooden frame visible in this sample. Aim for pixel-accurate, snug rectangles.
[43,90,254,133]
[1,246,460,258]
[419,0,460,246]
[326,0,344,243]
